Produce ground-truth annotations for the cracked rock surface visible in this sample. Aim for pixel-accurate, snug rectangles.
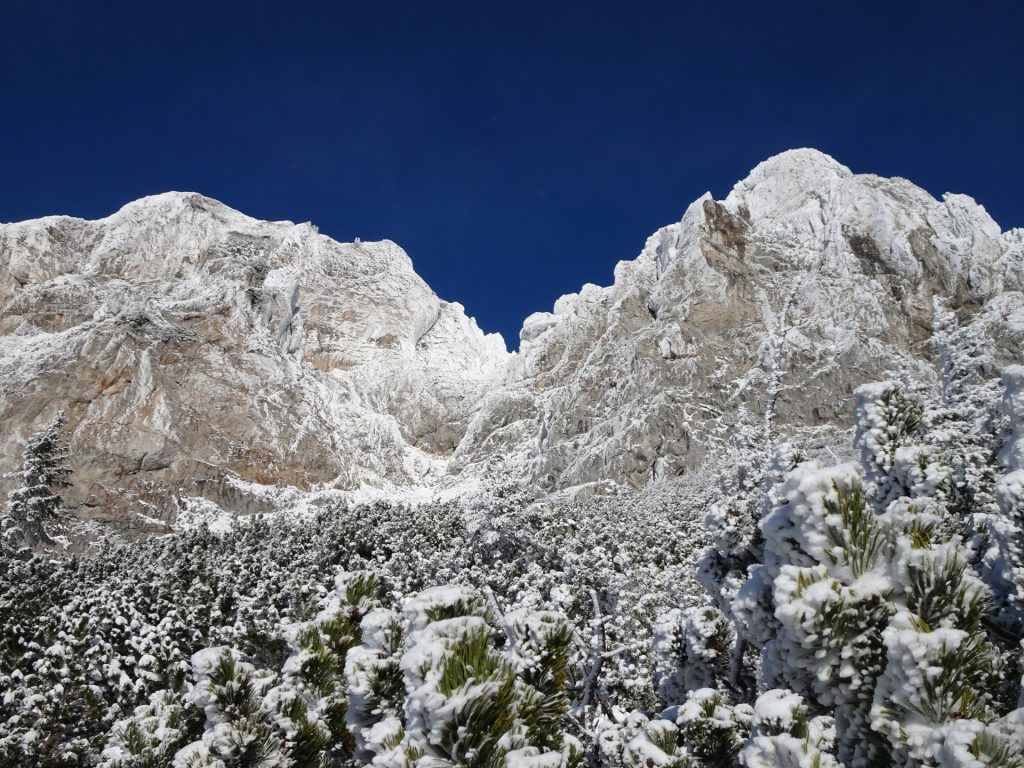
[0,193,507,524]
[453,149,1024,489]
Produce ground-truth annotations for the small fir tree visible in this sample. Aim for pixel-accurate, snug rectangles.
[2,411,72,558]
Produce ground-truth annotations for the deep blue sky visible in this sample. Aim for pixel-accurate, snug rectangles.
[2,2,1021,349]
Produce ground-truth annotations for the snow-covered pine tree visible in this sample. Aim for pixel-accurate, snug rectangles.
[988,365,1024,691]
[676,687,752,767]
[595,684,753,767]
[174,647,287,767]
[99,689,202,767]
[930,298,999,426]
[102,569,377,767]
[96,571,583,768]
[345,606,405,764]
[651,606,734,705]
[989,366,1024,632]
[689,441,799,701]
[755,380,1024,766]
[597,709,690,768]
[1,411,72,559]
[650,365,1024,768]
[927,300,1018,623]
[756,458,891,766]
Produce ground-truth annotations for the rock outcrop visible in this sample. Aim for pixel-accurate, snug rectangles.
[452,149,1024,489]
[2,150,1021,524]
[0,193,507,524]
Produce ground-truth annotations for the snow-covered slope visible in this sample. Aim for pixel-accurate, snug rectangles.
[2,150,1022,524]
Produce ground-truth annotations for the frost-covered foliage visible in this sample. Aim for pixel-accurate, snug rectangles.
[1,412,73,560]
[469,483,712,714]
[0,479,709,765]
[671,357,1024,768]
[4,308,1024,767]
[651,607,734,703]
[988,366,1024,634]
[92,573,579,768]
[595,687,754,768]
[740,689,837,768]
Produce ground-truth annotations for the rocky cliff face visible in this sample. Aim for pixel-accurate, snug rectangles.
[0,193,507,525]
[2,150,1022,525]
[451,149,1024,490]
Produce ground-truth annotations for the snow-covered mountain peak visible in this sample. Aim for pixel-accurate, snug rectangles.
[0,196,510,524]
[452,150,1023,492]
[93,191,274,235]
[1,150,1021,524]
[725,147,853,217]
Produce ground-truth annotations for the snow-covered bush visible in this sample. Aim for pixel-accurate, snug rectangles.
[676,688,752,767]
[98,570,380,768]
[653,336,1024,768]
[100,689,200,767]
[651,606,734,702]
[988,366,1024,635]
[86,573,582,768]
[739,689,836,768]
[359,583,582,765]
[597,710,688,768]
[174,647,286,766]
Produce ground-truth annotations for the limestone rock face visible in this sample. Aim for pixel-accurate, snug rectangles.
[2,150,1022,524]
[451,149,1024,490]
[0,193,507,523]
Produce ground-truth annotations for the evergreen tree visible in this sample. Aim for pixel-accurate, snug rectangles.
[1,411,72,559]
[669,367,1024,768]
[753,381,1023,766]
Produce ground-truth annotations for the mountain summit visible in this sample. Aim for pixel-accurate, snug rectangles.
[1,151,1021,525]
